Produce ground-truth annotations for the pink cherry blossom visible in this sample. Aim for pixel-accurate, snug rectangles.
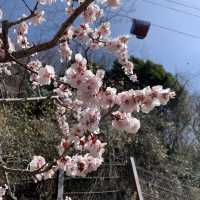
[74,23,92,42]
[29,156,46,171]
[152,85,176,105]
[116,90,140,113]
[84,137,107,157]
[105,0,121,8]
[27,59,42,71]
[16,20,29,48]
[58,138,72,155]
[112,111,140,134]
[98,87,117,109]
[59,42,72,62]
[141,86,175,113]
[38,0,56,5]
[97,22,111,36]
[17,21,28,35]
[82,3,103,23]
[38,65,55,86]
[79,107,101,132]
[32,10,45,25]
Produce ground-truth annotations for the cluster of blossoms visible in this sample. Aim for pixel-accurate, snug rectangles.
[116,86,175,114]
[65,53,105,104]
[32,11,45,26]
[27,60,55,87]
[28,49,174,179]
[59,42,73,62]
[29,156,55,182]
[0,0,175,185]
[16,19,29,48]
[54,100,106,177]
[82,3,103,23]
[58,20,135,79]
[15,10,45,48]
[57,154,104,177]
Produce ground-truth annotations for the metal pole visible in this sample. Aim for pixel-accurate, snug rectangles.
[130,157,144,200]
[57,169,64,200]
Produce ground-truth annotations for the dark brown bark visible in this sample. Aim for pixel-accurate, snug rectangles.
[0,0,94,63]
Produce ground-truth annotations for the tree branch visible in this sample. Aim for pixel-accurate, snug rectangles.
[0,0,94,62]
[1,20,9,51]
[8,13,36,28]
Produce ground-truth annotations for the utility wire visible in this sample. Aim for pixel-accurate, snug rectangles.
[142,0,200,19]
[114,13,200,40]
[161,0,200,13]
[151,23,200,39]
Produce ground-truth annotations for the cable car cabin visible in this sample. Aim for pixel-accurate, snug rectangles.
[130,19,151,39]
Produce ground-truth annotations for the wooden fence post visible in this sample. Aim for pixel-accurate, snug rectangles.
[130,157,144,200]
[57,169,64,200]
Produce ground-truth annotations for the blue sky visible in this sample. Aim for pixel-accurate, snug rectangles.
[111,0,200,92]
[2,0,200,92]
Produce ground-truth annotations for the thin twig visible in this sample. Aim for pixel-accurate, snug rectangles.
[8,13,36,28]
[21,0,32,13]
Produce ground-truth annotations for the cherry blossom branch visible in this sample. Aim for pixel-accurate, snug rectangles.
[8,13,36,28]
[0,163,46,175]
[8,54,37,74]
[0,143,73,176]
[8,53,72,90]
[0,0,94,62]
[0,2,38,55]
[0,0,175,182]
